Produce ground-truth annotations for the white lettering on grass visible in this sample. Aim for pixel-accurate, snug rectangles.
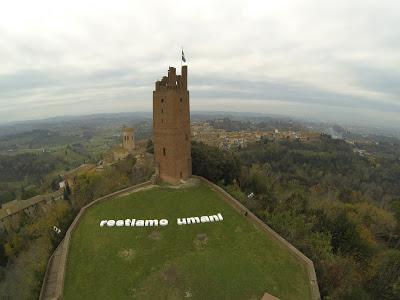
[177,213,224,225]
[145,219,158,226]
[99,214,223,228]
[177,218,187,225]
[200,216,210,223]
[187,217,200,224]
[136,220,144,227]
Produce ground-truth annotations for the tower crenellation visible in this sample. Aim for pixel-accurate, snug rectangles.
[155,66,188,91]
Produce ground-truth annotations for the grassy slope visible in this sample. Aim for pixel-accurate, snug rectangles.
[64,184,311,300]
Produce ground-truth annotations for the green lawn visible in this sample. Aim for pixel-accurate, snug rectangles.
[64,183,311,300]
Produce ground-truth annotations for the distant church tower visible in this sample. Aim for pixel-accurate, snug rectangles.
[153,65,192,185]
[122,126,135,151]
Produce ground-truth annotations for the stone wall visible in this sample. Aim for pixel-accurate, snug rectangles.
[40,177,320,299]
[192,175,321,300]
[39,181,152,300]
[0,190,63,231]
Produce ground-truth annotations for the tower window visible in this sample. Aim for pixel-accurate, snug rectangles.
[161,108,163,113]
[180,98,182,103]
[163,148,166,156]
[180,171,182,179]
[161,99,164,103]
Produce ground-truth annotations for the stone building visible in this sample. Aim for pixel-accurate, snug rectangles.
[122,126,135,152]
[153,65,192,184]
[103,126,136,163]
[113,126,135,161]
[63,163,96,186]
[0,191,63,231]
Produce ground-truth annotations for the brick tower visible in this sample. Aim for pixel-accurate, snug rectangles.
[153,65,191,185]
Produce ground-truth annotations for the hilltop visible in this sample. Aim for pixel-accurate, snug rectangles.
[63,182,313,299]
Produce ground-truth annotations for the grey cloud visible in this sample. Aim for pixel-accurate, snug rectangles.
[350,65,400,97]
[0,0,399,127]
[191,75,400,113]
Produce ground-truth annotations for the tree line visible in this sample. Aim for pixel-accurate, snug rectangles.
[192,138,400,299]
[0,154,154,299]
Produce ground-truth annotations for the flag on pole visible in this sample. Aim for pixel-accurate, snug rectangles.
[181,49,186,63]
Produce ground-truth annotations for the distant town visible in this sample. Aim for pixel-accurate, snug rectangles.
[191,120,321,149]
[1,115,389,230]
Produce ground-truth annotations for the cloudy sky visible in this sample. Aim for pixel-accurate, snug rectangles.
[1,0,399,126]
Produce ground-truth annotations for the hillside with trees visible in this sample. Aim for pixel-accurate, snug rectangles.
[192,137,400,299]
[1,114,399,299]
[0,155,154,299]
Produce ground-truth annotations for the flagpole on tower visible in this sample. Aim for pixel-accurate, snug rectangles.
[181,47,186,67]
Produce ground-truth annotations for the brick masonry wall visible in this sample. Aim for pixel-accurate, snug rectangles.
[153,66,191,185]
